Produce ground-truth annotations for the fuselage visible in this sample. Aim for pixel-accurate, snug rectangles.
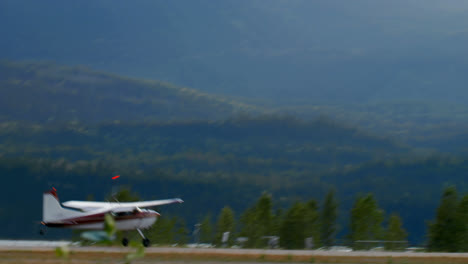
[45,209,159,230]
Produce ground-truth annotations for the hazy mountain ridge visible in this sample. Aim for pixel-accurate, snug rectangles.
[2,0,468,103]
[0,60,261,123]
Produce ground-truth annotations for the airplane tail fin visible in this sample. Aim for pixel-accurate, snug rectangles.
[43,189,79,223]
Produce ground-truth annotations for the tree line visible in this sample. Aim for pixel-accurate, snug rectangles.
[139,187,468,252]
[139,186,468,252]
[118,189,409,250]
[0,156,465,250]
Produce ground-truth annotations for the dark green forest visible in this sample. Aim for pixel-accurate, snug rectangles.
[278,102,468,153]
[1,61,468,249]
[0,117,407,184]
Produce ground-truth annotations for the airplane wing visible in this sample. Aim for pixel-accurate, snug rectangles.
[62,198,183,212]
[115,198,184,208]
[62,201,112,211]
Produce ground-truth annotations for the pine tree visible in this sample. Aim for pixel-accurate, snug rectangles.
[199,215,214,244]
[384,213,407,250]
[428,186,460,252]
[239,193,274,248]
[321,189,338,248]
[271,208,283,237]
[172,217,189,245]
[457,194,468,251]
[148,216,177,244]
[349,193,384,250]
[256,192,273,240]
[215,206,235,246]
[239,207,257,247]
[279,202,307,249]
[304,199,321,248]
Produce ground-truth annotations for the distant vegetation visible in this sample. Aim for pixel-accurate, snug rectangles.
[0,116,408,187]
[2,134,468,244]
[278,102,468,153]
[3,60,468,154]
[0,60,261,123]
[2,60,468,247]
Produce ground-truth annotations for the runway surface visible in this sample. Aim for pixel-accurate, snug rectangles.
[0,239,72,248]
[0,240,468,263]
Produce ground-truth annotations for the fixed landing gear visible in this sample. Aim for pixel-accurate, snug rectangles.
[142,238,150,247]
[122,229,151,247]
[137,228,150,247]
[122,237,129,247]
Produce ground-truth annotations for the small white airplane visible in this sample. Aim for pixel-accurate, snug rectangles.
[41,188,183,247]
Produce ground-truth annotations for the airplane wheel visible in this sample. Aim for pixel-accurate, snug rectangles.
[142,238,150,247]
[122,238,129,247]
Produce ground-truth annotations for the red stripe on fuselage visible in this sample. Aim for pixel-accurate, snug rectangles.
[45,211,159,228]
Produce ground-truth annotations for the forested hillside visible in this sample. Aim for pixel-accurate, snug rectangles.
[278,101,468,152]
[0,116,407,186]
[0,61,259,123]
[3,59,468,152]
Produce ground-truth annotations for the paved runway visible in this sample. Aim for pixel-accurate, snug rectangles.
[2,240,468,258]
[0,239,72,248]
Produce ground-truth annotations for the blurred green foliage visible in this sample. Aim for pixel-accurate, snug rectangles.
[215,206,235,246]
[321,189,338,248]
[427,187,468,252]
[55,245,70,260]
[384,214,407,250]
[349,194,385,249]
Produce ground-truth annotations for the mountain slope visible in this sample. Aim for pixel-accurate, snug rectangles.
[277,101,468,150]
[0,61,259,123]
[2,0,468,104]
[0,116,408,187]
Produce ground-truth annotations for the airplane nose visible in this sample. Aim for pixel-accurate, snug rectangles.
[148,209,160,217]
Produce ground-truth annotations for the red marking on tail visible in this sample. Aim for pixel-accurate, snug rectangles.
[44,188,59,200]
[112,175,120,180]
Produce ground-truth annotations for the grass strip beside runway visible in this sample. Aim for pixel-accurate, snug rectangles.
[1,247,468,263]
